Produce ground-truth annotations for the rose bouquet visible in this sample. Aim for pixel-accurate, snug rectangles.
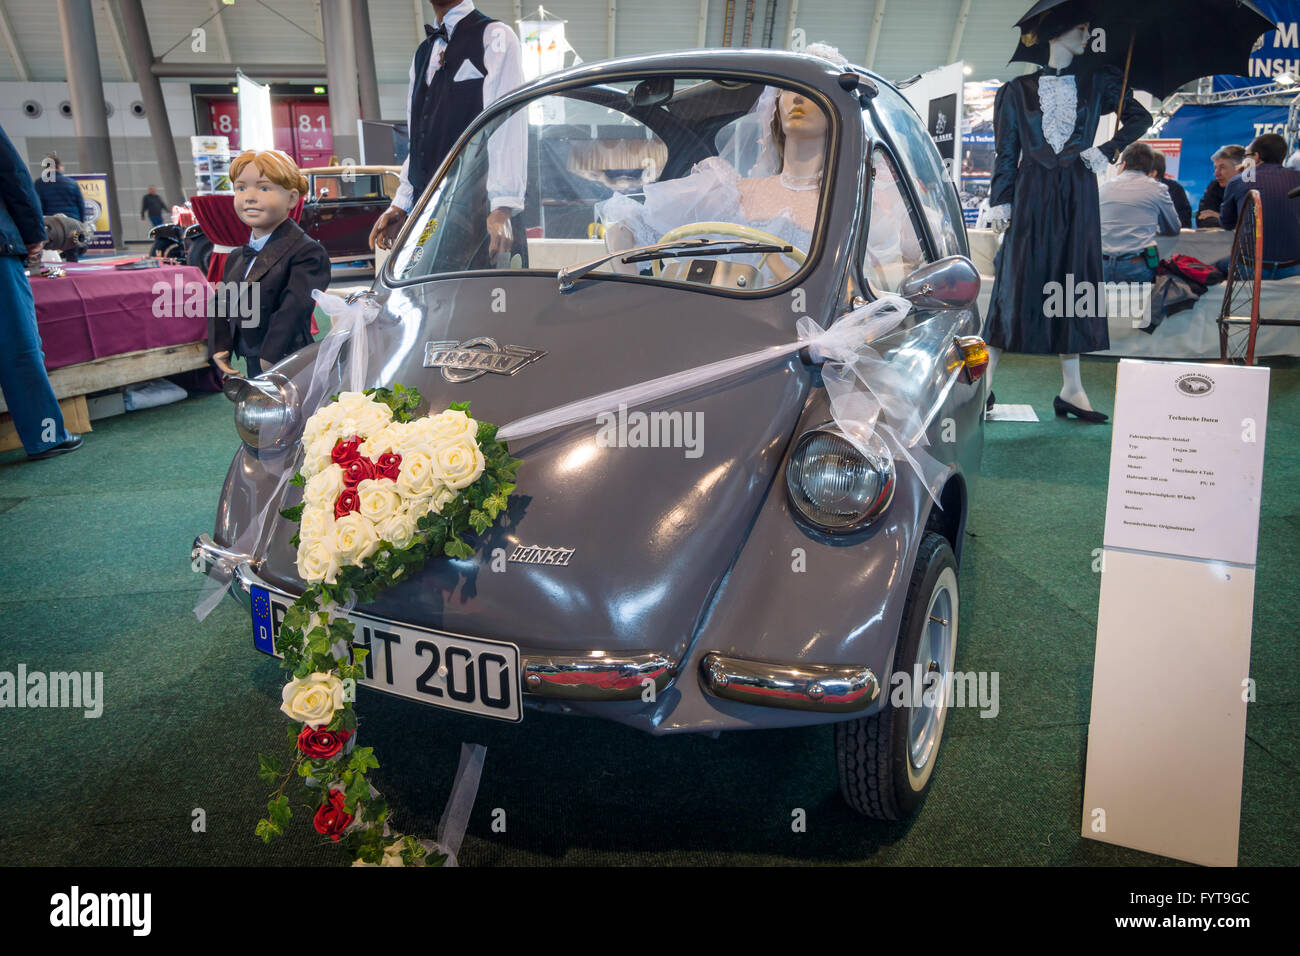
[257,385,518,865]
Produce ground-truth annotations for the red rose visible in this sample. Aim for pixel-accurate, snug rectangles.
[341,456,376,488]
[297,727,352,760]
[334,489,360,519]
[312,787,353,842]
[331,437,362,465]
[375,452,402,481]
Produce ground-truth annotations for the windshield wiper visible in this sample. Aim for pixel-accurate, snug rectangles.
[557,238,792,292]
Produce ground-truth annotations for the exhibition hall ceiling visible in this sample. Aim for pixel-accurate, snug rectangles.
[0,0,1041,86]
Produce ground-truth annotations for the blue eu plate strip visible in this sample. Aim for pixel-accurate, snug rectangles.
[250,585,275,654]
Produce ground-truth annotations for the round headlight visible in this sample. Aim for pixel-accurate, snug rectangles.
[227,373,300,450]
[786,425,895,532]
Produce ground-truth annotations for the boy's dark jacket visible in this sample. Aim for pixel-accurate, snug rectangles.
[208,218,330,366]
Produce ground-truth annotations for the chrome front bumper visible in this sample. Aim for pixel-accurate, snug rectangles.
[700,652,880,714]
[193,534,677,703]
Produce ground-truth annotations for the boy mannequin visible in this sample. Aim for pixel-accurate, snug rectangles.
[210,150,330,376]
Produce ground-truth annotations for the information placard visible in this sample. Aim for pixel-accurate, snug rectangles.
[1083,359,1269,867]
[1103,360,1270,565]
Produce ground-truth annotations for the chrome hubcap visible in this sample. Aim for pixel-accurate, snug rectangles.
[907,573,956,775]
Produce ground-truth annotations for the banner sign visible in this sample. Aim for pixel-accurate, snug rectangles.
[959,81,1000,225]
[900,62,965,186]
[68,173,112,250]
[1141,137,1182,179]
[1214,0,1300,90]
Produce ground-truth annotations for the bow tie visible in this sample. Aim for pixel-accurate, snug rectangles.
[1040,64,1076,77]
[240,244,260,259]
[425,22,449,43]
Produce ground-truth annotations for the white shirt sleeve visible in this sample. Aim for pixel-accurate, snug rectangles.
[483,22,527,212]
[391,52,419,213]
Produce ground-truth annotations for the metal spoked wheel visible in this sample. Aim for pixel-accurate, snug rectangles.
[905,565,958,793]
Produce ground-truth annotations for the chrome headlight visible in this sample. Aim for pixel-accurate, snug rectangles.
[224,373,300,450]
[785,424,894,533]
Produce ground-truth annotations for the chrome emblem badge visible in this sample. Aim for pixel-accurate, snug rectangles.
[423,337,546,383]
[507,545,575,566]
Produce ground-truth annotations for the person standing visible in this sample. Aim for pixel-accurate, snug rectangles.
[141,186,167,228]
[0,125,81,460]
[1098,142,1181,285]
[33,154,90,262]
[368,0,526,263]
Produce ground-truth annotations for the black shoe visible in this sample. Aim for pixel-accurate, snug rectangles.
[27,434,83,460]
[1053,396,1108,423]
[985,390,996,412]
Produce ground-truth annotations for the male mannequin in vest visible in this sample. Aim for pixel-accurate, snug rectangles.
[369,0,526,261]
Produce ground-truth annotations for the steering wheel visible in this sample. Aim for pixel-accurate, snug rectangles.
[652,221,807,277]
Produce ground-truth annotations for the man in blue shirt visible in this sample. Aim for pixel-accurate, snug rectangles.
[32,154,90,262]
[1098,142,1181,285]
[1219,133,1300,279]
[0,126,81,459]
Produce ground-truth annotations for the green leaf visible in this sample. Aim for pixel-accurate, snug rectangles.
[468,509,492,535]
[255,818,281,843]
[348,746,380,774]
[443,536,474,560]
[289,472,306,488]
[279,502,304,523]
[268,795,292,829]
[448,400,470,413]
[257,753,282,785]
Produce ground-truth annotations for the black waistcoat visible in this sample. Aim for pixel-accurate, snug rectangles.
[408,10,493,201]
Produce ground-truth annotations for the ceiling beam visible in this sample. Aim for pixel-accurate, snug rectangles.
[864,0,887,70]
[208,0,232,61]
[0,0,31,81]
[99,0,133,81]
[948,0,971,65]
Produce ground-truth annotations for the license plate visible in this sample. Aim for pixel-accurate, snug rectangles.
[250,585,522,722]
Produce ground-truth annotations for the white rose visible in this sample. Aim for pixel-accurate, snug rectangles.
[424,409,477,442]
[299,504,332,544]
[430,486,456,515]
[356,478,401,524]
[297,537,340,585]
[396,451,440,499]
[333,512,380,564]
[375,510,419,549]
[300,434,337,478]
[432,436,485,490]
[303,465,345,508]
[360,422,407,459]
[280,672,344,728]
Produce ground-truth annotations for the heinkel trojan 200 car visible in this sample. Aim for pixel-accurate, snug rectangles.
[194,48,988,820]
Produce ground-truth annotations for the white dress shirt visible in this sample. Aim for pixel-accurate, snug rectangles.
[1098,170,1181,256]
[391,0,527,214]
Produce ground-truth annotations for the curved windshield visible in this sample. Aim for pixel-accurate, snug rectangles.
[387,75,833,293]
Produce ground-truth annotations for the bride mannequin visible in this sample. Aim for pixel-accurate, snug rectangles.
[601,84,828,285]
[984,13,1151,421]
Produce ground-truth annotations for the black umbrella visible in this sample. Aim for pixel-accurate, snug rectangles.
[1010,0,1276,102]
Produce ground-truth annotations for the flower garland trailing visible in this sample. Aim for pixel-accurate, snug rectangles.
[256,386,519,866]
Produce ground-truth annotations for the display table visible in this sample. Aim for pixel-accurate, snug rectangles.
[968,228,1300,359]
[0,262,210,416]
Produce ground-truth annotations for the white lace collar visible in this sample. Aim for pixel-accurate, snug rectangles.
[1037,73,1078,155]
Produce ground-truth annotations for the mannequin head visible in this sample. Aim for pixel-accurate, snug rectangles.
[770,90,827,171]
[1023,6,1091,65]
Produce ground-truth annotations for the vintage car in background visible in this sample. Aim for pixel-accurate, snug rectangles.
[179,165,400,273]
[195,49,987,821]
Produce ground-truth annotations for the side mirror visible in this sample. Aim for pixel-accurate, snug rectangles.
[899,255,981,310]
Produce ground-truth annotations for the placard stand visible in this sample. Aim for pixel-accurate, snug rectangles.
[1081,360,1269,866]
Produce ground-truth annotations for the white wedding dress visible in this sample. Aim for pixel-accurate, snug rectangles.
[599,156,818,285]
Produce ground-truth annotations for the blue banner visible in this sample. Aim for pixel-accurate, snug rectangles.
[1214,0,1300,90]
[1158,104,1291,207]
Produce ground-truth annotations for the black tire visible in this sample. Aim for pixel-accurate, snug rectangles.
[836,531,959,820]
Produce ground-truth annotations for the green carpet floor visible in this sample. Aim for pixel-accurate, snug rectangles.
[0,353,1296,866]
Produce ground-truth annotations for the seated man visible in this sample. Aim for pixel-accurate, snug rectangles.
[1219,133,1300,279]
[1196,144,1244,229]
[1098,142,1180,286]
[1150,149,1192,229]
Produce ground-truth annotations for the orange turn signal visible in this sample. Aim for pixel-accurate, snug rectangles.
[956,335,989,383]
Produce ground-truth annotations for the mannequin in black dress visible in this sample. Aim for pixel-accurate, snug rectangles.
[984,13,1152,422]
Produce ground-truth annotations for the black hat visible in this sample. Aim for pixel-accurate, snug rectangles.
[1020,3,1090,48]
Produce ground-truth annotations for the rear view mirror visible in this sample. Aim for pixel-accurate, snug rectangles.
[630,76,674,108]
[899,256,980,310]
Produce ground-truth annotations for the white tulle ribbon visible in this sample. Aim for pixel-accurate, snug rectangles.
[193,291,383,622]
[498,293,956,504]
[435,742,487,866]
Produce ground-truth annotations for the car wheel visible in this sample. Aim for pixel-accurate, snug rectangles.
[835,531,958,820]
